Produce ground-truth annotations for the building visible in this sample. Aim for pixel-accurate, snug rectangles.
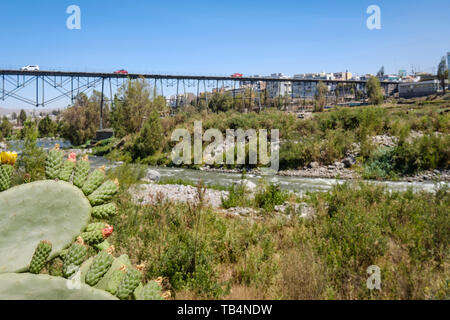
[266,73,292,98]
[398,80,440,98]
[291,73,334,98]
[398,70,407,78]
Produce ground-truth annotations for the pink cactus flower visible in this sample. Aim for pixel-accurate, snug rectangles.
[102,225,114,239]
[68,152,77,163]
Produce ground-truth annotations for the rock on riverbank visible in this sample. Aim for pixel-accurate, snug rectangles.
[130,184,229,208]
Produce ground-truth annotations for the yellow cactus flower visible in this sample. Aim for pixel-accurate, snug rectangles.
[1,151,18,166]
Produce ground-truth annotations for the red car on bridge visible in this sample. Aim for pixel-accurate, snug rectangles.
[231,73,243,78]
[114,69,128,74]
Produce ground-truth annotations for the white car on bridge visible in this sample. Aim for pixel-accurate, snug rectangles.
[20,65,40,71]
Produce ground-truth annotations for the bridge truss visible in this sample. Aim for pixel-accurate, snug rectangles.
[0,69,399,117]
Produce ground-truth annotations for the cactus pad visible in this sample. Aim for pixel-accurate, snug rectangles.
[82,168,105,196]
[29,240,52,274]
[0,180,91,273]
[0,165,13,192]
[116,268,142,300]
[45,147,64,179]
[135,281,164,300]
[92,203,118,219]
[87,180,119,206]
[73,158,90,188]
[0,273,117,300]
[85,251,114,286]
[58,160,75,182]
[63,243,88,278]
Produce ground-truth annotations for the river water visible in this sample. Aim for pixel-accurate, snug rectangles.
[6,138,448,194]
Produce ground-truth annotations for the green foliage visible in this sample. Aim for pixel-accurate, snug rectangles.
[18,120,46,181]
[254,182,289,211]
[221,182,253,209]
[38,115,57,137]
[314,81,328,112]
[60,92,109,146]
[18,109,27,126]
[130,109,164,160]
[111,79,167,137]
[367,76,384,105]
[0,116,12,139]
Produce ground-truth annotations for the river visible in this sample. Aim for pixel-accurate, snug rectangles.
[6,138,449,195]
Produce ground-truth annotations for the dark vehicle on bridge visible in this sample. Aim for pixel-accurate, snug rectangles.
[114,69,128,74]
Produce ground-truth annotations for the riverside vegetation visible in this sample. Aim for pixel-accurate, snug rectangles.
[2,148,448,299]
[1,79,449,300]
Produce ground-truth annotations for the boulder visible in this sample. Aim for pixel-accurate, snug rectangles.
[241,179,256,191]
[342,156,356,168]
[309,161,320,169]
[142,169,161,183]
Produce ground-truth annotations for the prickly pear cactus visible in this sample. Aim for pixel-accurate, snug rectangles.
[29,241,52,274]
[0,180,92,273]
[0,273,118,300]
[73,155,90,188]
[88,180,119,206]
[92,203,118,219]
[58,155,76,182]
[95,254,132,295]
[135,281,164,300]
[82,168,105,196]
[0,165,13,192]
[116,268,142,300]
[82,225,113,245]
[85,251,114,286]
[0,148,119,274]
[45,145,64,179]
[62,242,88,278]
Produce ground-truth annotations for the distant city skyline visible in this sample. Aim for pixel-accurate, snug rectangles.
[1,0,449,109]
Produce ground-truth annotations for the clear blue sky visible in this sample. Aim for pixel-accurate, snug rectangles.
[0,0,449,109]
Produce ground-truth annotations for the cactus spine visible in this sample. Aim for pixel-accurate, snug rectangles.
[29,241,52,274]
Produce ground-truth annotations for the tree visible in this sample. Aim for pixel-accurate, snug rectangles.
[60,91,109,145]
[130,109,164,160]
[209,92,233,113]
[437,56,448,95]
[314,81,328,112]
[11,112,17,120]
[0,116,13,138]
[110,78,165,137]
[18,109,27,126]
[38,115,56,137]
[367,76,384,105]
[18,119,46,181]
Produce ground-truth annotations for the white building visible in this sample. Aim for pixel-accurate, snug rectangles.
[266,73,292,98]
